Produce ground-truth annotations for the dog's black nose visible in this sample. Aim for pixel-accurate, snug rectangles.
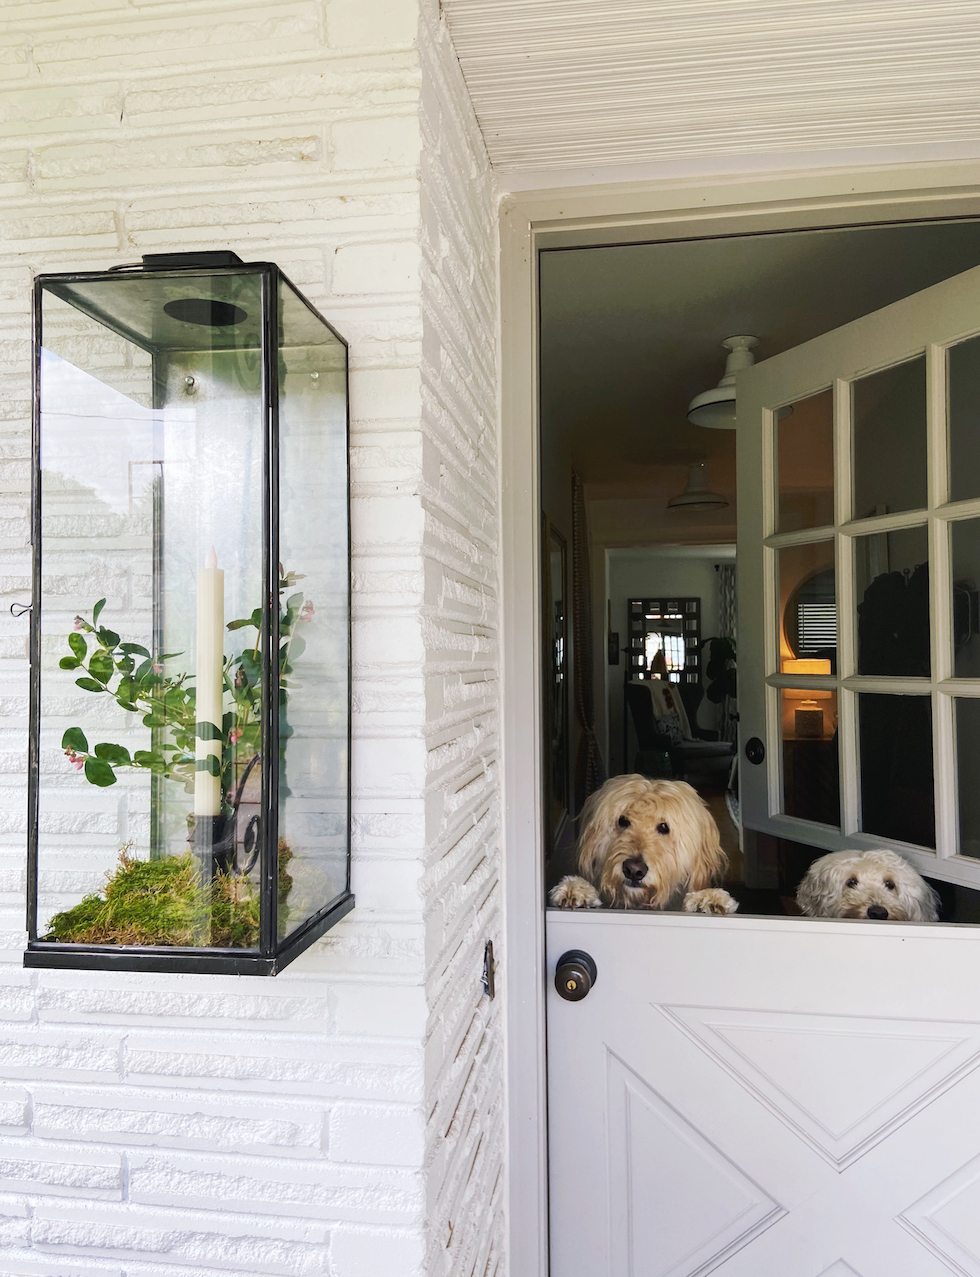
[623,857,647,883]
[867,904,889,920]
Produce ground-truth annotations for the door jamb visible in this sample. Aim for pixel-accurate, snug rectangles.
[498,159,980,1277]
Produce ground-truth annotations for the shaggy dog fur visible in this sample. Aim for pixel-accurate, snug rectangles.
[549,775,737,914]
[797,848,939,922]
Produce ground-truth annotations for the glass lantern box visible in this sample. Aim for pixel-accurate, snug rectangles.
[25,252,352,974]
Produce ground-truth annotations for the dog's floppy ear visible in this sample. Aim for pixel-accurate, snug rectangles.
[577,785,614,881]
[894,857,940,922]
[687,791,727,891]
[796,853,841,917]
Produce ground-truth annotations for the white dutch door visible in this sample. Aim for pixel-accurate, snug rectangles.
[548,262,980,1277]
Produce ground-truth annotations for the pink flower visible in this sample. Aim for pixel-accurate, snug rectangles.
[73,616,86,631]
[299,601,315,622]
[65,750,84,770]
[228,728,242,745]
[152,662,163,674]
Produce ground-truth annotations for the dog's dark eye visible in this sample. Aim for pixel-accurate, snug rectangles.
[656,821,670,835]
[845,876,858,889]
[618,815,630,828]
[884,879,896,891]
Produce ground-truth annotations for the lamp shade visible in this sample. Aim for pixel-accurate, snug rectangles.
[687,336,758,429]
[666,462,729,512]
[782,657,832,699]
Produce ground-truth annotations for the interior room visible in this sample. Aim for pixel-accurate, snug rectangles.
[539,217,980,919]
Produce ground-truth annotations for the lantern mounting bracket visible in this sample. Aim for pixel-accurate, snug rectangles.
[141,250,245,270]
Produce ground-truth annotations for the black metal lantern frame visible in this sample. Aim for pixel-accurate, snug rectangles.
[25,252,353,974]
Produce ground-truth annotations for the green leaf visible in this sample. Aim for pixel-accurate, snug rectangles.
[62,727,88,752]
[59,656,80,670]
[76,677,105,693]
[97,627,120,649]
[195,755,221,776]
[226,618,255,631]
[92,598,106,627]
[88,650,114,685]
[94,742,131,766]
[83,757,116,787]
[119,643,150,657]
[286,592,304,611]
[68,632,87,661]
[287,635,305,661]
[142,712,167,728]
[133,749,166,772]
[196,721,222,741]
[239,650,261,687]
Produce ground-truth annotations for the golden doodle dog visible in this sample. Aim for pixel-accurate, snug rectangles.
[549,775,737,914]
[797,848,939,922]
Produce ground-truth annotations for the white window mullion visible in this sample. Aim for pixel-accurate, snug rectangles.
[766,681,782,818]
[935,690,957,860]
[928,340,957,859]
[835,376,860,834]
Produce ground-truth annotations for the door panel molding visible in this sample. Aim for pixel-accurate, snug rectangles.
[606,1049,785,1277]
[662,1005,980,1169]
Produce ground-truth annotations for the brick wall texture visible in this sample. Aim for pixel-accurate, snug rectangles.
[0,1,502,1274]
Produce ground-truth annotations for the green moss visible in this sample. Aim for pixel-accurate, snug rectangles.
[46,843,293,949]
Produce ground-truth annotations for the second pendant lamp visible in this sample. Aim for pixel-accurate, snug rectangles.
[667,462,729,512]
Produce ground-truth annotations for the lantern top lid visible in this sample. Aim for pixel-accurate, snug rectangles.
[38,254,347,360]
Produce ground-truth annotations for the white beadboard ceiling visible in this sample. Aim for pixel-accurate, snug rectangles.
[442,0,980,174]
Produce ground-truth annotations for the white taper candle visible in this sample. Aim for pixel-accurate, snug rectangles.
[194,546,224,817]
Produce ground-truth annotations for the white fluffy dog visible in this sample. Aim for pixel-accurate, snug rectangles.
[549,775,737,914]
[797,848,939,922]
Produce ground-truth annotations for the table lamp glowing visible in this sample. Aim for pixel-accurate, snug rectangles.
[782,657,832,737]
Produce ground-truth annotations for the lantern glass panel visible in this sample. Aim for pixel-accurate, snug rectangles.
[276,278,350,940]
[36,273,267,951]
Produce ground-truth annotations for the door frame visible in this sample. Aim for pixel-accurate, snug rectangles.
[498,158,980,1277]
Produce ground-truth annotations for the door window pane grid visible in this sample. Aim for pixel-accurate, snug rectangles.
[762,341,964,859]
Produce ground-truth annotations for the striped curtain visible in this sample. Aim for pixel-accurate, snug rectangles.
[719,563,737,643]
[572,474,606,811]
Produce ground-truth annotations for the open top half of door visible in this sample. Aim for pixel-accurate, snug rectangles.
[737,259,980,891]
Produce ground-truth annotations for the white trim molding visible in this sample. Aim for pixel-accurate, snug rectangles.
[499,156,980,1277]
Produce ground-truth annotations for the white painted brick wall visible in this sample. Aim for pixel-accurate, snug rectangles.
[0,1,501,1273]
[417,5,502,1276]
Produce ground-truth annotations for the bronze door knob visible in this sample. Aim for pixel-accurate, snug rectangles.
[555,949,597,1001]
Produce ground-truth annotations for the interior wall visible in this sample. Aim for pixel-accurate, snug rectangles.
[605,546,733,777]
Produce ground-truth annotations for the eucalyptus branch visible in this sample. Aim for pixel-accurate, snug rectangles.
[60,570,311,802]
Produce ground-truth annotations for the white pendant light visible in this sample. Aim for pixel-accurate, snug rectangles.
[687,335,758,429]
[667,462,729,512]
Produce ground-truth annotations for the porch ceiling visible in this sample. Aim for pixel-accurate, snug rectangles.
[443,0,980,176]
